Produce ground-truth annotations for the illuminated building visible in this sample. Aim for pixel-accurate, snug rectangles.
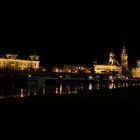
[63,65,84,73]
[0,54,40,70]
[63,65,92,74]
[109,48,116,65]
[94,49,122,74]
[52,67,63,73]
[131,60,140,78]
[121,45,128,70]
[94,64,122,74]
[52,65,92,74]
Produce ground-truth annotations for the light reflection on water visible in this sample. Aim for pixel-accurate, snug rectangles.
[0,82,139,99]
[89,83,93,91]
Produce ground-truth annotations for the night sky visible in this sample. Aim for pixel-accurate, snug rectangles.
[0,0,40,8]
[1,13,140,67]
[46,23,140,67]
[48,1,64,8]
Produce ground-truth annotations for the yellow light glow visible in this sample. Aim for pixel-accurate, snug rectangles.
[89,83,93,90]
[0,54,40,70]
[20,88,24,98]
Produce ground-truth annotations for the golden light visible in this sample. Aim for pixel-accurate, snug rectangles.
[20,88,24,98]
[89,83,93,90]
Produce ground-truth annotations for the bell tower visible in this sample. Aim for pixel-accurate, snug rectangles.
[121,40,128,69]
[109,48,116,65]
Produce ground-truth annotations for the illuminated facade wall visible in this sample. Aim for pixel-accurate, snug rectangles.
[63,65,92,74]
[0,54,40,70]
[94,48,122,74]
[52,65,92,74]
[52,67,63,73]
[94,65,122,74]
[131,68,140,78]
[131,60,140,78]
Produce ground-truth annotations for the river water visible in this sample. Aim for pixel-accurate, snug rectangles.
[0,81,140,99]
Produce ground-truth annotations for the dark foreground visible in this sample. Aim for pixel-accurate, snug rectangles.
[0,87,140,138]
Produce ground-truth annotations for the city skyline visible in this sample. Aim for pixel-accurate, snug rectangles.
[1,38,139,67]
[1,20,140,67]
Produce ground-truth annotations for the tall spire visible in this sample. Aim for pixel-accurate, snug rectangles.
[121,37,128,69]
[123,37,125,48]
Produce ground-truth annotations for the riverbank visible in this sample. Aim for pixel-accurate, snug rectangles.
[0,86,140,137]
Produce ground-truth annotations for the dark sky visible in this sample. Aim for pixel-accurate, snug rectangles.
[0,0,40,8]
[48,1,64,8]
[46,23,140,67]
[1,12,140,67]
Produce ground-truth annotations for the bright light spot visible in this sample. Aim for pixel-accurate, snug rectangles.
[34,89,37,95]
[28,74,32,78]
[109,76,114,82]
[109,83,114,89]
[60,83,62,94]
[89,76,93,80]
[20,88,24,98]
[89,83,93,90]
[43,88,45,94]
[56,87,59,94]
[27,90,30,96]
[55,68,59,73]
[60,75,63,78]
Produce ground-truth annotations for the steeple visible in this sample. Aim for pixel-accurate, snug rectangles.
[109,48,116,65]
[121,37,128,69]
[123,37,125,47]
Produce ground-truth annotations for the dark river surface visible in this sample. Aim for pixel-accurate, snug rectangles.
[0,81,140,99]
[1,81,140,138]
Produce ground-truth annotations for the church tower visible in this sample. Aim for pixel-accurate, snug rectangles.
[109,48,116,65]
[121,41,128,70]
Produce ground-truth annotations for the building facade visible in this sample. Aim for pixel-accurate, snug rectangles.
[94,49,122,74]
[0,54,40,70]
[131,60,140,78]
[52,65,92,74]
[94,64,122,74]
